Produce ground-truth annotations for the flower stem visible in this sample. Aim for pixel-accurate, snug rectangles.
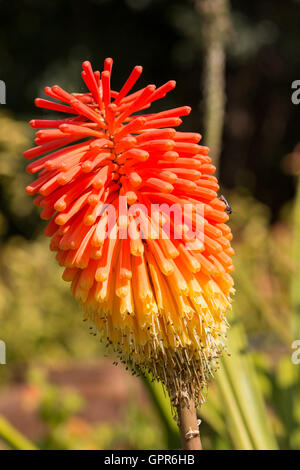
[196,0,232,171]
[176,397,202,450]
[0,415,38,450]
[141,374,181,449]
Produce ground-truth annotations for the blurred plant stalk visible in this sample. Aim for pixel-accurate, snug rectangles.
[196,0,232,171]
[141,375,181,449]
[0,415,38,450]
[218,319,278,449]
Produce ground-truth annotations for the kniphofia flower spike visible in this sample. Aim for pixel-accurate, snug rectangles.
[25,58,234,406]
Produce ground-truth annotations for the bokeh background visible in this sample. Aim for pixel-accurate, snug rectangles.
[0,0,300,450]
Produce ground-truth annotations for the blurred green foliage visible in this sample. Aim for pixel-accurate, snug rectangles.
[0,234,102,367]
[0,114,102,371]
[15,367,166,450]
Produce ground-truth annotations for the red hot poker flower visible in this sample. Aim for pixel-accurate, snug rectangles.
[25,58,234,405]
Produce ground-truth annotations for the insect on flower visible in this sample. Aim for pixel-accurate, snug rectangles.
[220,195,232,214]
[25,58,234,407]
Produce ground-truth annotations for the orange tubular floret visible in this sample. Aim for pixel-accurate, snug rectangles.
[114,65,143,105]
[25,58,234,406]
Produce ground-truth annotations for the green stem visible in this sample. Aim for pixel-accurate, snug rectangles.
[0,415,38,450]
[217,364,254,449]
[219,320,278,450]
[141,375,181,449]
[196,0,232,171]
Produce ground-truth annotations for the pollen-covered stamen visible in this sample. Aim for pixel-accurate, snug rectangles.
[25,58,234,407]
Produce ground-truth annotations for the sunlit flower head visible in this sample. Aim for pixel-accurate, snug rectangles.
[25,58,234,405]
